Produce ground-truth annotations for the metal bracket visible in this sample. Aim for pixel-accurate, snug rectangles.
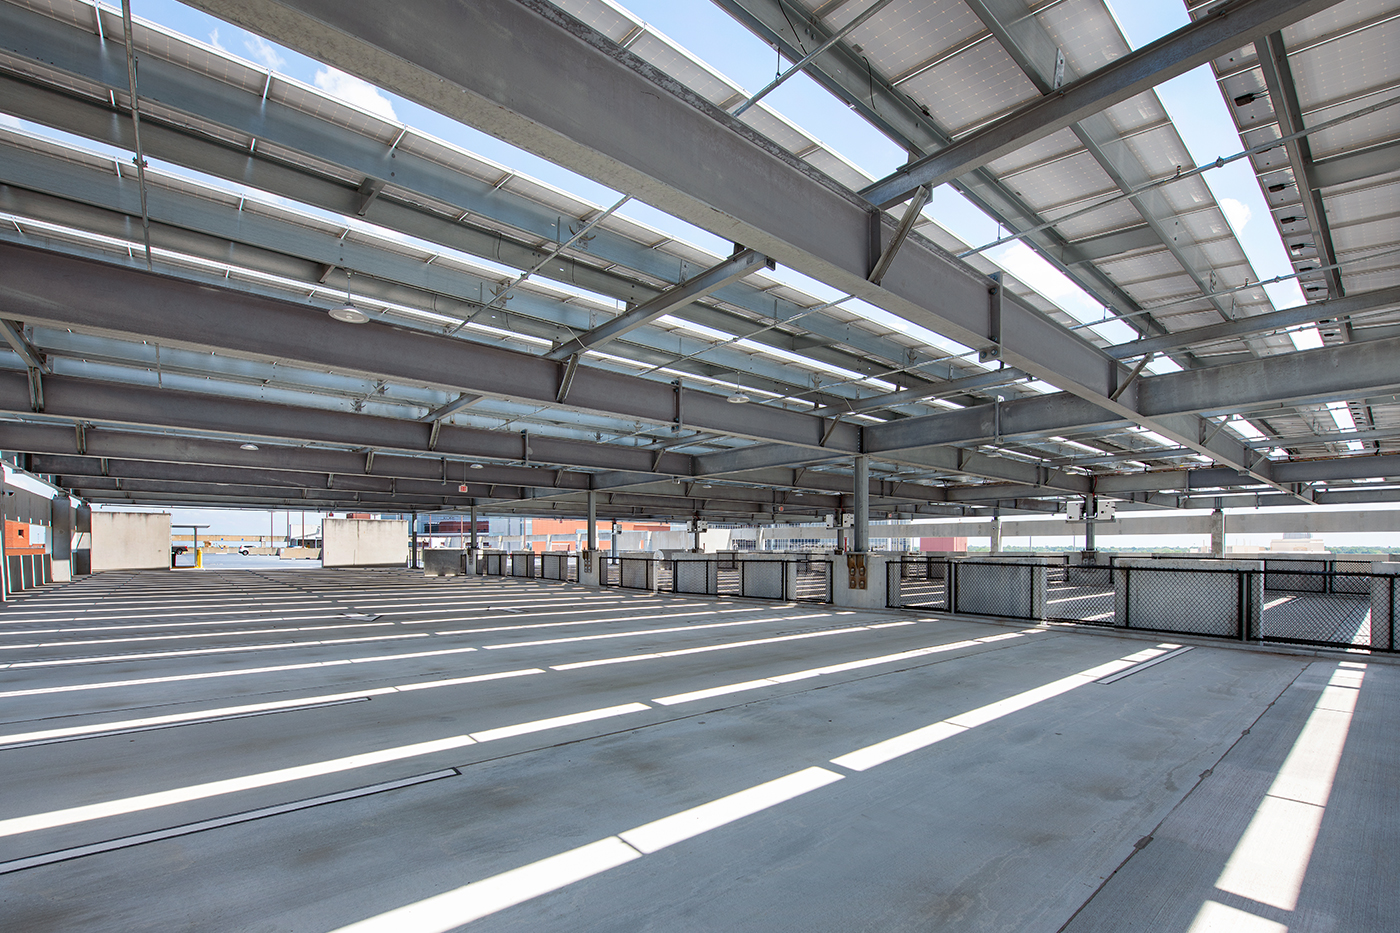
[26,367,43,412]
[1109,354,1151,402]
[557,353,580,402]
[868,185,931,286]
[354,177,386,216]
[846,553,868,590]
[327,473,334,489]
[364,450,375,474]
[74,422,87,455]
[672,379,683,433]
[980,274,1003,363]
[427,418,442,451]
[522,430,531,466]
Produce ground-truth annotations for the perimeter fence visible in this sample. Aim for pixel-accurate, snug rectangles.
[886,557,1398,652]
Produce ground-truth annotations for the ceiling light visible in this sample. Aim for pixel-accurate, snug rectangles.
[469,462,484,469]
[239,443,259,451]
[328,269,370,324]
[727,371,750,404]
[328,304,369,324]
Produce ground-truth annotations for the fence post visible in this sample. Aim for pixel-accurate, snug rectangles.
[1123,567,1131,629]
[1238,571,1248,642]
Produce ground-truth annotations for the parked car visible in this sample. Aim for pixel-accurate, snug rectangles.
[238,547,250,555]
[171,545,188,556]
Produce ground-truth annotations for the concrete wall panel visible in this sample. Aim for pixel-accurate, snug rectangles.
[322,518,408,568]
[90,511,171,572]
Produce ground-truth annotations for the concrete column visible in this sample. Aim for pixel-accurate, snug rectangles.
[691,516,701,552]
[50,496,73,583]
[853,455,869,553]
[1211,508,1226,557]
[989,513,1002,555]
[587,491,598,551]
[611,521,619,560]
[411,511,419,569]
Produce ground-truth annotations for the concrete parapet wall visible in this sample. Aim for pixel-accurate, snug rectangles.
[90,511,170,572]
[578,550,602,586]
[423,549,466,577]
[279,547,320,560]
[1114,557,1262,637]
[322,519,407,569]
[953,558,1049,620]
[833,554,889,610]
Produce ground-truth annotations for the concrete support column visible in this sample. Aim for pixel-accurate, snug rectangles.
[1211,507,1226,557]
[691,516,701,553]
[989,512,1002,555]
[611,521,619,560]
[51,496,73,583]
[586,491,598,551]
[411,511,419,569]
[853,455,869,553]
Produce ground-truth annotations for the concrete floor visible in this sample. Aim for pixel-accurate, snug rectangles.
[0,570,1392,932]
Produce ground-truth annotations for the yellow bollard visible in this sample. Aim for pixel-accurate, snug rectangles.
[195,548,204,569]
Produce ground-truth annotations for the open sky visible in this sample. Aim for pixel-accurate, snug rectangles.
[51,1,1385,547]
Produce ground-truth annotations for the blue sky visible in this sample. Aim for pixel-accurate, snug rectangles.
[67,1,1326,540]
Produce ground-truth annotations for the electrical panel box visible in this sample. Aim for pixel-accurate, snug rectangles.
[1066,501,1085,522]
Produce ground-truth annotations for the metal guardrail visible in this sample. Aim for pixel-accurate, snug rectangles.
[886,558,1399,652]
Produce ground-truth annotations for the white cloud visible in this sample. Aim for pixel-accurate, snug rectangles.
[1220,196,1252,233]
[313,67,397,121]
[243,35,285,71]
[208,28,226,52]
[991,241,1077,301]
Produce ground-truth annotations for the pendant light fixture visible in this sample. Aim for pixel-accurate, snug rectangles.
[328,269,370,324]
[726,372,750,404]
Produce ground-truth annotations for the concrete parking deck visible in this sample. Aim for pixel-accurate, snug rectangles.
[0,570,1392,932]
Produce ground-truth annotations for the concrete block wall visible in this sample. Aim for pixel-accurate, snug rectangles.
[322,519,408,568]
[422,549,467,577]
[90,511,171,572]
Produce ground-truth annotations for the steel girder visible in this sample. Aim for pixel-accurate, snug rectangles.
[1254,31,1345,300]
[0,3,991,409]
[0,371,696,476]
[864,335,1400,454]
[4,423,586,491]
[174,0,1314,496]
[0,145,831,407]
[1104,286,1400,360]
[0,243,860,451]
[711,0,1191,362]
[961,0,1263,329]
[861,0,1343,207]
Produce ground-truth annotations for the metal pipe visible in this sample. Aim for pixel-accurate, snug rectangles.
[732,0,899,117]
